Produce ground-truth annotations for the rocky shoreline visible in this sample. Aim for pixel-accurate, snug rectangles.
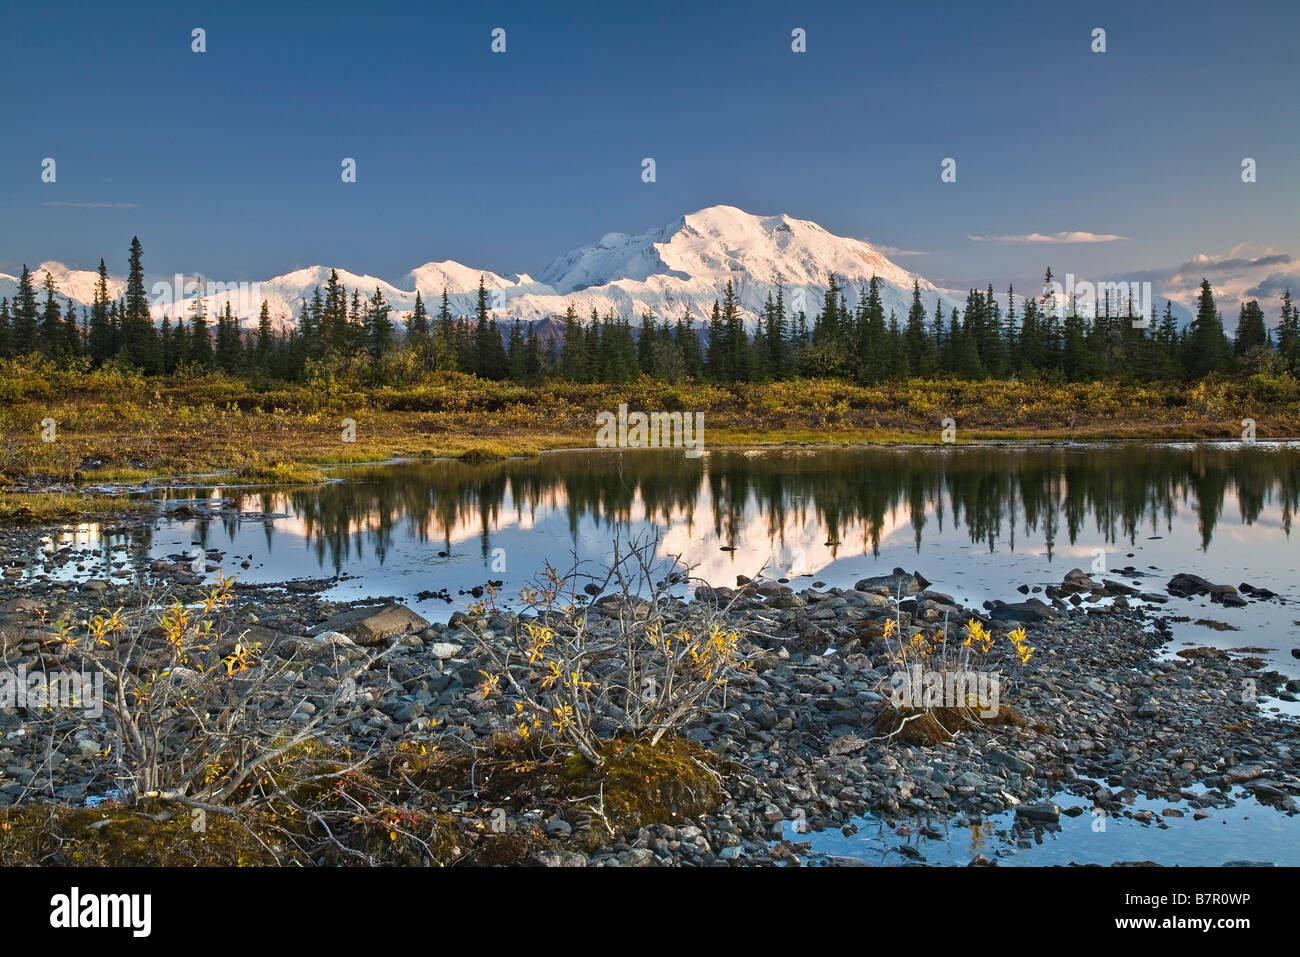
[1,510,1299,866]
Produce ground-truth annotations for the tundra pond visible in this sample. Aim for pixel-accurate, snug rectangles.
[5,442,1300,866]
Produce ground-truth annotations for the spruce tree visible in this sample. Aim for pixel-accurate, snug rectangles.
[367,287,394,361]
[981,283,1006,375]
[40,272,62,356]
[344,289,362,353]
[1003,285,1019,372]
[488,318,509,379]
[956,325,984,379]
[1061,292,1088,381]
[324,269,347,353]
[108,302,122,362]
[943,308,962,375]
[637,311,657,376]
[705,300,725,381]
[0,299,11,358]
[813,274,843,349]
[677,307,703,380]
[1017,296,1042,375]
[855,276,887,384]
[88,259,114,364]
[189,292,213,369]
[523,328,543,382]
[217,302,243,372]
[654,315,684,383]
[408,290,430,363]
[887,309,906,379]
[506,319,526,380]
[160,317,173,373]
[1185,279,1230,377]
[306,287,326,360]
[256,302,273,366]
[1233,300,1269,356]
[64,299,83,357]
[597,311,636,383]
[931,299,947,369]
[765,287,788,376]
[560,303,587,381]
[721,280,747,382]
[122,237,160,372]
[455,315,477,374]
[172,317,190,368]
[471,277,495,377]
[1276,288,1300,376]
[433,289,456,371]
[296,296,316,361]
[12,266,39,354]
[749,319,770,382]
[1038,268,1062,372]
[1154,301,1179,380]
[903,280,934,377]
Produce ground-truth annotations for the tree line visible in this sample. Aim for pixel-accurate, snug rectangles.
[3,237,1298,384]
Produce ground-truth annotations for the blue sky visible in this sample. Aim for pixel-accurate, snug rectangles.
[3,0,1297,308]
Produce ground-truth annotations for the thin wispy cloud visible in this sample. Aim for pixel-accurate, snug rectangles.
[42,201,138,209]
[968,231,1128,245]
[871,243,929,257]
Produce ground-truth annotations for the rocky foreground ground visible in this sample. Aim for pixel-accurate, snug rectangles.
[1,515,1298,866]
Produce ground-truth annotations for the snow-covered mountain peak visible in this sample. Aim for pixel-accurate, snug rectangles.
[536,204,932,300]
[8,206,960,328]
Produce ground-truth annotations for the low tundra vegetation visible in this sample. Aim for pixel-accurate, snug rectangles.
[875,595,1033,746]
[2,356,1296,483]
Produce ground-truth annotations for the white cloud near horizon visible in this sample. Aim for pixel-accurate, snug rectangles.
[1164,248,1299,315]
[42,201,138,209]
[871,243,929,257]
[968,230,1128,245]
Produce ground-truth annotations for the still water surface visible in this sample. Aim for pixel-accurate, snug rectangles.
[40,443,1300,675]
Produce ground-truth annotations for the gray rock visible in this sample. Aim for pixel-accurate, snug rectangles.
[525,849,588,867]
[1015,803,1060,824]
[853,567,930,596]
[619,848,657,867]
[988,599,1057,623]
[828,734,868,756]
[748,703,778,730]
[1060,569,1102,594]
[310,604,429,645]
[987,748,1035,776]
[1166,573,1239,602]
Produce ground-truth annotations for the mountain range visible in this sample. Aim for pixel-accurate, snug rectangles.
[0,205,1192,330]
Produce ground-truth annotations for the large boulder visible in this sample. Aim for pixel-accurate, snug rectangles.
[1059,568,1102,595]
[309,603,429,645]
[854,567,931,597]
[1167,573,1215,597]
[1167,573,1243,605]
[988,598,1057,624]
